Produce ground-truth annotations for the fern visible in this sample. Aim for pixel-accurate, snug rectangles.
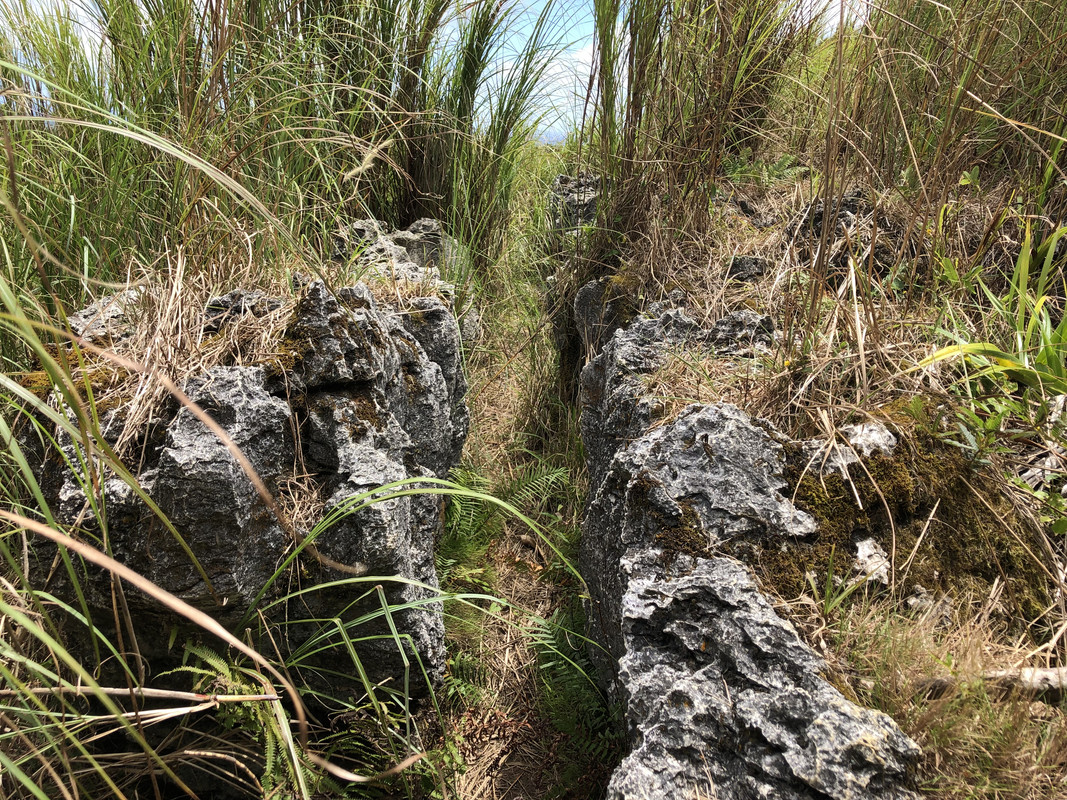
[500,461,569,518]
[439,461,568,586]
[528,606,626,778]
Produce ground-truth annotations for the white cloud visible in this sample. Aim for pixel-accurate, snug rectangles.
[537,39,595,139]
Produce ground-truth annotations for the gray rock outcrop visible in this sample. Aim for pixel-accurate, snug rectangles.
[23,231,469,698]
[333,217,480,344]
[550,173,601,231]
[727,255,771,282]
[67,285,145,344]
[579,306,921,799]
[333,217,457,282]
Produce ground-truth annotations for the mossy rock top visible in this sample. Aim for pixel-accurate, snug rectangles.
[746,422,1050,627]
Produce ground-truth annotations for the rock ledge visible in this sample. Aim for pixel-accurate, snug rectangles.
[579,298,920,799]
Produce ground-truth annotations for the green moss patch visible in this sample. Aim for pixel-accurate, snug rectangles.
[625,472,711,568]
[654,501,709,569]
[263,336,307,378]
[754,426,1049,625]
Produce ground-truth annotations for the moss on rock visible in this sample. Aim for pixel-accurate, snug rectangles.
[753,423,1049,626]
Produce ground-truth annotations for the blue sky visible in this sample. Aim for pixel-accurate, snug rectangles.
[497,0,597,140]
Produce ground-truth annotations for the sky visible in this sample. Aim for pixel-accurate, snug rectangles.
[490,0,598,141]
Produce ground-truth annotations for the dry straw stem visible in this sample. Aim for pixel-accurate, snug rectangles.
[816,593,1067,799]
[918,666,1067,704]
[643,347,773,424]
[829,0,1067,200]
[0,510,307,751]
[0,686,280,702]
[66,247,296,458]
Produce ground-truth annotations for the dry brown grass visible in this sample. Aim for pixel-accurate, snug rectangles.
[24,243,301,459]
[449,533,569,800]
[789,592,1067,799]
[442,326,587,798]
[617,176,1042,441]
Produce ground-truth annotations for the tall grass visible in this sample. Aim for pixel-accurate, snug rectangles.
[587,0,822,262]
[801,0,1067,220]
[0,1,571,794]
[0,0,562,317]
[0,306,567,796]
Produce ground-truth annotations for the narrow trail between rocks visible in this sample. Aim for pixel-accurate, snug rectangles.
[445,302,587,800]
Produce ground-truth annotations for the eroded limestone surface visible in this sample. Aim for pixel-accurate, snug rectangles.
[578,296,920,799]
[23,222,468,697]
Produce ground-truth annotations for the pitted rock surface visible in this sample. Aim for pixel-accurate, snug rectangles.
[727,254,771,281]
[550,173,601,230]
[579,305,920,798]
[332,217,480,345]
[580,307,704,490]
[333,217,462,286]
[25,252,468,695]
[610,559,919,800]
[67,286,145,344]
[707,309,775,354]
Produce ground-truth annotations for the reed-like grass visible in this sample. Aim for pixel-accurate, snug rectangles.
[0,1,573,794]
[827,0,1067,214]
[587,0,822,259]
[0,0,562,323]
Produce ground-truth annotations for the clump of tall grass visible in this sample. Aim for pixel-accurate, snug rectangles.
[823,0,1067,216]
[586,0,822,267]
[0,1,574,792]
[542,0,823,396]
[0,0,562,323]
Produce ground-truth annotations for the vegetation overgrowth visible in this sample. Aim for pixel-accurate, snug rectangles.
[2,0,1067,796]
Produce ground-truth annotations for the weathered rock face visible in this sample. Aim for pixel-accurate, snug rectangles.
[727,254,771,282]
[613,558,919,800]
[333,217,459,282]
[550,173,601,231]
[24,228,469,698]
[579,305,921,799]
[787,187,906,278]
[333,216,481,345]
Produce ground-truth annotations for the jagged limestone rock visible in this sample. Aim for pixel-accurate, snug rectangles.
[727,254,771,282]
[611,559,919,800]
[799,420,898,481]
[582,403,817,696]
[707,309,775,355]
[549,173,601,231]
[25,251,468,696]
[67,286,145,344]
[579,306,921,799]
[146,366,294,616]
[332,217,480,345]
[580,308,704,490]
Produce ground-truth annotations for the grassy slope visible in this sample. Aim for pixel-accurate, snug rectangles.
[2,0,1067,797]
